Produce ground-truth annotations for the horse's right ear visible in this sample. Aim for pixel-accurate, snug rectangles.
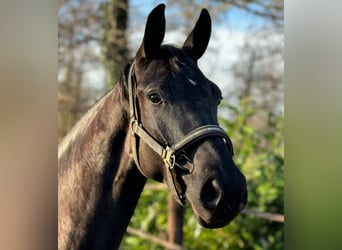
[182,9,211,61]
[136,4,165,59]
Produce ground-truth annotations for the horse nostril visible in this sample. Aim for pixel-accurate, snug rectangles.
[200,179,222,209]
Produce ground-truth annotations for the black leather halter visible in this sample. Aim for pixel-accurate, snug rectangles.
[127,62,234,205]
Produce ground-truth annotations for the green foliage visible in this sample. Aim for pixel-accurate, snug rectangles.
[213,98,284,249]
[121,98,284,249]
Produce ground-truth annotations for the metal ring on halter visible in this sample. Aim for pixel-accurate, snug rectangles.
[164,147,176,170]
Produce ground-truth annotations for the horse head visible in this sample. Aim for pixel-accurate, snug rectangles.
[127,4,247,228]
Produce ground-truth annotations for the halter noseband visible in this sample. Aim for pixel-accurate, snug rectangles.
[127,61,234,205]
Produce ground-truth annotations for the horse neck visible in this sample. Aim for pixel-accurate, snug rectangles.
[58,84,147,250]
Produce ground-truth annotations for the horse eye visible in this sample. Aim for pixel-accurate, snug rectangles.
[148,93,162,104]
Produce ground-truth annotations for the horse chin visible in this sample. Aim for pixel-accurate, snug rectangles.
[190,201,240,229]
[194,211,237,229]
[197,216,229,229]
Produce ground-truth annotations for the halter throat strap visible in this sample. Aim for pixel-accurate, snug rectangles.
[127,62,233,205]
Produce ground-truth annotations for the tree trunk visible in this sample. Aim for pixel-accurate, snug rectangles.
[167,193,184,249]
[102,0,129,87]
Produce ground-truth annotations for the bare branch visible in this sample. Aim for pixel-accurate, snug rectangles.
[126,227,183,250]
[216,0,283,20]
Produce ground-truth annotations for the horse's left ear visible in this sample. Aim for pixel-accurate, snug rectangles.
[182,9,211,61]
[136,4,165,59]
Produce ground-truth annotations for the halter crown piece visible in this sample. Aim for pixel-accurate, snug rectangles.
[127,62,234,205]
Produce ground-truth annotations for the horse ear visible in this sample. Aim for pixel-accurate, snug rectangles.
[182,9,211,61]
[136,4,165,59]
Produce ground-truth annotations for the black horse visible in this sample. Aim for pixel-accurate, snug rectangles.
[58,4,247,249]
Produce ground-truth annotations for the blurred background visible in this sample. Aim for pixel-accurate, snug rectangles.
[58,0,283,249]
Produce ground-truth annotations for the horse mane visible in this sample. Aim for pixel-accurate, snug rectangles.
[58,61,133,162]
[58,91,111,158]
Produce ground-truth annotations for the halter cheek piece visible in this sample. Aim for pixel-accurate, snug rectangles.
[127,62,234,206]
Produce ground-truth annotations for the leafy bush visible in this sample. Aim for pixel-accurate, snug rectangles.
[121,98,284,249]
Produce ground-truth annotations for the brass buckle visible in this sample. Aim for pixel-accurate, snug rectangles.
[164,147,176,169]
